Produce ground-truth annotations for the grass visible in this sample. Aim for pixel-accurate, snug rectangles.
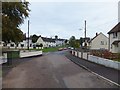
[112,58,120,62]
[29,46,66,52]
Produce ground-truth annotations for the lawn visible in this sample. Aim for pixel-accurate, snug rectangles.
[29,46,66,53]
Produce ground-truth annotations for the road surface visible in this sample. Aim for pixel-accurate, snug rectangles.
[66,51,120,86]
[2,51,118,88]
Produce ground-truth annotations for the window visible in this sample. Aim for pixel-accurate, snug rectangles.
[101,41,104,45]
[113,33,117,38]
[11,44,14,47]
[21,44,24,47]
[30,44,32,47]
[16,44,18,47]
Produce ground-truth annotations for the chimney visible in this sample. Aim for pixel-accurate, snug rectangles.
[55,35,58,39]
[96,33,98,36]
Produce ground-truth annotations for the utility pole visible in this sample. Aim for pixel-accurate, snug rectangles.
[85,20,86,38]
[27,20,29,50]
[84,20,87,48]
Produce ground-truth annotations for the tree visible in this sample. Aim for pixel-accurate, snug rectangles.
[2,1,30,45]
[69,36,76,47]
[69,36,80,48]
[31,34,39,43]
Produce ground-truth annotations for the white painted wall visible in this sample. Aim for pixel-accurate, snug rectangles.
[90,33,108,50]
[20,51,42,58]
[83,53,88,60]
[78,52,82,58]
[0,53,7,64]
[75,51,78,57]
[37,37,56,48]
[55,40,65,46]
[109,32,120,53]
[36,37,45,47]
[88,55,120,70]
[72,50,120,70]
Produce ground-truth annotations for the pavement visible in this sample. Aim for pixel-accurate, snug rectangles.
[2,50,119,88]
[66,51,120,86]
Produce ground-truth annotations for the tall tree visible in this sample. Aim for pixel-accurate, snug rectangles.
[69,36,80,48]
[2,1,30,45]
[69,36,76,47]
[31,34,39,43]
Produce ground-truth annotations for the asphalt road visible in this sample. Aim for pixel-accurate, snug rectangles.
[66,51,120,86]
[2,50,119,88]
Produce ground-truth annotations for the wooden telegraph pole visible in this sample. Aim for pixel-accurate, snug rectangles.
[84,20,87,48]
[27,20,29,50]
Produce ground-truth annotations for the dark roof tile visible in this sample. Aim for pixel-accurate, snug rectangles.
[108,22,120,34]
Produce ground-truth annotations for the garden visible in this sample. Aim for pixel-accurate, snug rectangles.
[90,50,120,62]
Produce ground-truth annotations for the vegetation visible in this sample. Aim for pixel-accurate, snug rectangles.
[30,34,39,43]
[69,36,80,48]
[29,45,66,52]
[2,1,30,45]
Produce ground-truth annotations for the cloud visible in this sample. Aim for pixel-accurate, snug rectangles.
[20,2,118,39]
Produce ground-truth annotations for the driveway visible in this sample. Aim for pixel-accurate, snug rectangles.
[2,51,118,88]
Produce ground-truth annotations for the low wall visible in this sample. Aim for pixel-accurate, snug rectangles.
[75,51,78,57]
[71,50,120,70]
[20,51,42,58]
[78,52,82,58]
[88,55,120,70]
[0,53,7,64]
[72,50,74,55]
[83,53,88,60]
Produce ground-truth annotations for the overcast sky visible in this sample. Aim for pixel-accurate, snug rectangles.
[20,0,119,39]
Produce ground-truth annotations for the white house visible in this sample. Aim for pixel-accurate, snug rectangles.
[36,36,66,48]
[88,32,108,50]
[108,22,120,53]
[2,38,34,49]
[36,36,56,48]
[53,36,66,46]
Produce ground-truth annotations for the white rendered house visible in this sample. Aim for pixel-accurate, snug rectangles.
[88,32,108,50]
[108,22,120,53]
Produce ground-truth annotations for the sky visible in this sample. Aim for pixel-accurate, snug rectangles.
[20,0,119,39]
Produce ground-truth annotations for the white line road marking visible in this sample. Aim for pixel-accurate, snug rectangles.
[70,59,120,87]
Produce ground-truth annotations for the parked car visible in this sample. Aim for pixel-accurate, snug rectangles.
[58,48,63,51]
[63,48,67,50]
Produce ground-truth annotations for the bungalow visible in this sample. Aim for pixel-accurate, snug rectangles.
[36,36,56,48]
[88,32,108,50]
[1,38,34,49]
[53,35,66,46]
[108,22,120,53]
[36,36,66,48]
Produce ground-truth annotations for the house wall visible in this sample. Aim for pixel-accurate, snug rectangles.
[55,40,65,46]
[90,33,108,50]
[37,37,56,48]
[109,32,120,53]
[36,37,45,47]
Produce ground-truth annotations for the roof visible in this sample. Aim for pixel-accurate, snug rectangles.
[53,38,65,41]
[88,32,107,43]
[108,22,120,34]
[112,40,120,45]
[41,37,55,43]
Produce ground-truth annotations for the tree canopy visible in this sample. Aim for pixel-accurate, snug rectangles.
[2,1,30,44]
[69,36,80,48]
[30,34,39,43]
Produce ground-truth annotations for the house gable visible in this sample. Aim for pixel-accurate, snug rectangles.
[90,32,108,50]
[108,22,120,34]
